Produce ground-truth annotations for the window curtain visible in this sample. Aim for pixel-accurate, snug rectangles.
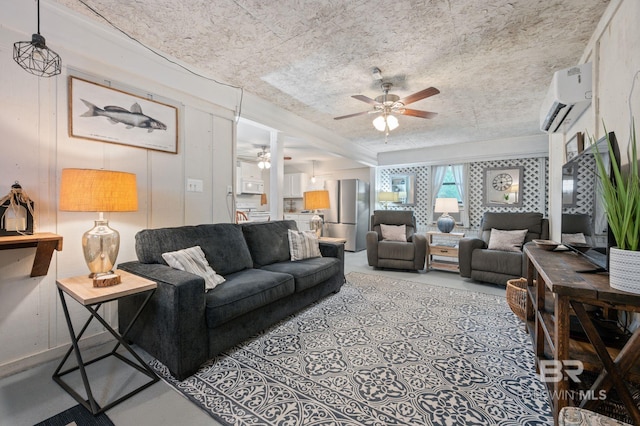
[430,165,448,223]
[452,163,470,228]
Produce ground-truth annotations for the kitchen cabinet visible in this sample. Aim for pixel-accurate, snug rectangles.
[283,173,308,198]
[284,213,315,232]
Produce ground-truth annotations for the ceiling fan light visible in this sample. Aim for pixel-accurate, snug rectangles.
[387,115,399,130]
[264,161,271,169]
[372,115,387,132]
[258,161,265,169]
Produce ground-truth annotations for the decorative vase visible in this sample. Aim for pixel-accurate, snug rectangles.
[609,247,640,294]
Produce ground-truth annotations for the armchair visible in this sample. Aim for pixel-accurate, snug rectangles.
[366,210,427,271]
[458,212,549,285]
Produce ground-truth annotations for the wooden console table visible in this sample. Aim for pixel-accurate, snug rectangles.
[524,243,640,425]
[0,232,63,277]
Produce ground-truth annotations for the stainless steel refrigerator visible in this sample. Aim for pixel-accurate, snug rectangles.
[323,179,370,251]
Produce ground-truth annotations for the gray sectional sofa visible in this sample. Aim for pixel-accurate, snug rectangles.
[117,220,344,380]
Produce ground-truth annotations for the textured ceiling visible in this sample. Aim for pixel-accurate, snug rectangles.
[54,0,610,164]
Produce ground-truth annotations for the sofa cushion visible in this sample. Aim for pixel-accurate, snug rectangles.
[204,268,294,328]
[161,246,225,291]
[261,257,341,292]
[378,240,415,261]
[242,220,298,267]
[480,212,544,244]
[471,249,523,276]
[487,228,528,252]
[380,224,407,242]
[287,229,321,261]
[135,224,253,276]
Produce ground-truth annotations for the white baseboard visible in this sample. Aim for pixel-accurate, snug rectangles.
[0,332,115,379]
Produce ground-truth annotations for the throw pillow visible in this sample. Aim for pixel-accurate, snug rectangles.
[162,246,225,291]
[562,232,587,245]
[380,224,407,242]
[287,229,321,261]
[487,228,528,252]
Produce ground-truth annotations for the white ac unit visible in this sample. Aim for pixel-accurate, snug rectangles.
[540,62,592,133]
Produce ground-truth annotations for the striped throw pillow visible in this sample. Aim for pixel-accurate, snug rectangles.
[162,246,225,291]
[287,229,321,261]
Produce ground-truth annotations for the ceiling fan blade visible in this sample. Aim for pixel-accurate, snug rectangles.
[399,87,440,105]
[334,110,372,120]
[400,108,438,119]
[352,95,380,106]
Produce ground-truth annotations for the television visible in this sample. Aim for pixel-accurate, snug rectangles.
[561,131,620,271]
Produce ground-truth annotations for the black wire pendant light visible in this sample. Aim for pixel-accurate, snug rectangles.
[13,0,62,77]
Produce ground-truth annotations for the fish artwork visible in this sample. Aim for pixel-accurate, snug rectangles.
[80,99,167,132]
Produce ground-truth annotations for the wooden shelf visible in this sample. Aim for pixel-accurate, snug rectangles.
[0,232,63,277]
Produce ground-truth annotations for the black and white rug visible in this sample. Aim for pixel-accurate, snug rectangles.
[152,272,552,425]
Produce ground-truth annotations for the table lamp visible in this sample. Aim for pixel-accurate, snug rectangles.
[59,168,138,278]
[434,198,459,233]
[378,191,398,209]
[303,190,330,237]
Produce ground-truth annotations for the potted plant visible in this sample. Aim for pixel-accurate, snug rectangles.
[592,121,640,293]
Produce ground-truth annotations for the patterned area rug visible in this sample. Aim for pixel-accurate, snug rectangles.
[152,272,552,425]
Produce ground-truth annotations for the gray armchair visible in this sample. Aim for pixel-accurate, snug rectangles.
[366,210,427,271]
[458,212,549,285]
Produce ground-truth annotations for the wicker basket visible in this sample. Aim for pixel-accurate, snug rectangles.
[506,278,533,321]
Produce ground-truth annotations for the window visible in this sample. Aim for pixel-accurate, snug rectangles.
[434,165,464,223]
[436,166,461,202]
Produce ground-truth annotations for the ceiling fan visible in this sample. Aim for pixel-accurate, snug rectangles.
[334,80,440,136]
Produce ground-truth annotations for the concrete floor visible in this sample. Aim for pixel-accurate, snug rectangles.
[0,250,504,426]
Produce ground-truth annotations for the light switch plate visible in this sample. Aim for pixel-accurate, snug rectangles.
[187,178,203,192]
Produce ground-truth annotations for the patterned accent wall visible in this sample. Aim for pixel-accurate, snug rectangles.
[378,166,430,226]
[378,157,548,231]
[468,157,547,227]
[562,154,596,216]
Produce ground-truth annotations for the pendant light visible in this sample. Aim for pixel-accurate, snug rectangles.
[13,0,62,77]
[311,161,316,183]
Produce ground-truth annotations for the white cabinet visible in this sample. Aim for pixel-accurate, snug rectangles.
[284,213,314,231]
[283,173,308,198]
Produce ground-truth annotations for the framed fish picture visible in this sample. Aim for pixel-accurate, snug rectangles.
[69,76,178,153]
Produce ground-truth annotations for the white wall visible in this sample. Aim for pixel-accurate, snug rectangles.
[0,1,235,375]
[548,0,640,241]
[1,0,371,375]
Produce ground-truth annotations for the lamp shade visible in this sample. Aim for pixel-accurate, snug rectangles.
[60,169,138,212]
[304,190,330,210]
[434,198,459,214]
[372,115,399,132]
[378,191,399,202]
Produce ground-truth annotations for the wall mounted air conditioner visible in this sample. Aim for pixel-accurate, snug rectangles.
[540,62,592,133]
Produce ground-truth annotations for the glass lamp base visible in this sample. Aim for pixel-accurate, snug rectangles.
[82,219,120,277]
[310,215,323,237]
